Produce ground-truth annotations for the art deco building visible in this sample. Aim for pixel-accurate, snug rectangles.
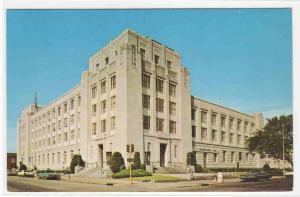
[17,29,265,171]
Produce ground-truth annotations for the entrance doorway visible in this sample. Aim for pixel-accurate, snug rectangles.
[160,144,167,167]
[98,144,103,167]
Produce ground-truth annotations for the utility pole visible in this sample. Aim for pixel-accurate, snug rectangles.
[282,123,285,177]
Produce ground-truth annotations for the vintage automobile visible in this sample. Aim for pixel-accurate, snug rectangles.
[37,172,61,180]
[240,170,272,182]
[17,170,35,178]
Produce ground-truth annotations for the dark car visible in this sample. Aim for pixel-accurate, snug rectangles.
[37,172,61,180]
[240,170,272,182]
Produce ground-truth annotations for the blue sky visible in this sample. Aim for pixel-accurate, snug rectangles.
[7,9,292,152]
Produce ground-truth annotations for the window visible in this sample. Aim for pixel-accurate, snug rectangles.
[169,84,176,97]
[239,152,242,162]
[191,108,196,120]
[111,75,116,89]
[101,81,106,94]
[71,130,75,140]
[57,152,60,164]
[101,100,106,113]
[48,137,50,146]
[221,131,226,143]
[140,48,146,59]
[78,96,81,106]
[101,119,106,132]
[64,132,68,142]
[201,111,207,123]
[91,123,97,135]
[143,116,150,130]
[145,151,151,165]
[238,135,242,145]
[106,152,112,165]
[142,74,150,89]
[63,103,67,113]
[245,136,249,142]
[70,114,75,125]
[223,151,226,163]
[70,99,74,110]
[143,94,150,109]
[231,152,234,163]
[64,118,68,128]
[230,133,234,143]
[155,79,164,93]
[70,150,74,160]
[63,151,66,164]
[214,153,218,162]
[115,50,118,56]
[211,113,217,126]
[229,118,234,130]
[221,116,226,128]
[174,145,177,158]
[201,127,207,140]
[169,102,176,115]
[244,122,248,132]
[91,86,97,99]
[111,116,116,130]
[192,126,196,137]
[156,98,164,112]
[237,120,241,131]
[52,109,56,119]
[169,121,176,134]
[212,129,217,141]
[95,63,99,69]
[58,134,61,144]
[156,118,164,132]
[92,104,97,116]
[167,60,172,68]
[58,120,62,130]
[52,123,56,132]
[154,55,160,64]
[111,96,116,110]
[105,57,109,65]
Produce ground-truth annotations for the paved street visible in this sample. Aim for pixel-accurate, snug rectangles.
[7,176,293,192]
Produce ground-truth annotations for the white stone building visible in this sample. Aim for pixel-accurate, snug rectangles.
[17,29,269,171]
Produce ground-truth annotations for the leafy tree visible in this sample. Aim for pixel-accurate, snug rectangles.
[111,152,125,173]
[187,152,197,167]
[69,154,84,173]
[132,152,141,170]
[247,114,293,166]
[19,164,27,171]
[262,163,270,172]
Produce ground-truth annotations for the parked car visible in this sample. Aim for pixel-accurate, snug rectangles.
[240,170,272,182]
[17,170,35,178]
[37,172,61,180]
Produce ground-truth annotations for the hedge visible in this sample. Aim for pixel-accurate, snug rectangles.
[112,169,151,179]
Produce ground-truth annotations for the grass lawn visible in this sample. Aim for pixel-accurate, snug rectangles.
[129,174,187,182]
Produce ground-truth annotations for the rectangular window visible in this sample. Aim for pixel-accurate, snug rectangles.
[143,94,150,109]
[58,120,62,130]
[169,102,176,116]
[167,60,172,68]
[156,78,164,93]
[214,153,218,162]
[156,118,164,132]
[52,136,55,145]
[58,134,61,144]
[64,132,68,142]
[211,113,217,126]
[92,104,97,116]
[143,115,150,130]
[140,48,146,60]
[229,118,234,130]
[70,99,74,110]
[239,152,242,162]
[101,119,106,132]
[174,145,177,158]
[57,152,61,164]
[221,116,226,128]
[169,121,176,134]
[78,96,81,106]
[238,134,242,145]
[58,106,61,116]
[169,83,176,97]
[231,152,234,163]
[156,98,164,112]
[212,129,217,142]
[191,108,196,120]
[52,123,56,132]
[201,127,207,140]
[192,126,196,138]
[201,111,207,123]
[64,118,68,128]
[92,86,97,99]
[110,96,116,110]
[101,100,106,113]
[111,116,116,130]
[237,120,241,131]
[111,75,116,89]
[142,74,150,89]
[105,57,109,65]
[230,133,234,144]
[223,151,226,163]
[154,55,160,65]
[71,130,75,140]
[221,131,226,143]
[64,103,67,113]
[106,152,112,165]
[244,122,248,132]
[92,122,97,135]
[101,80,106,94]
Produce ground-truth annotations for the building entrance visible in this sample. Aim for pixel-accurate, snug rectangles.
[98,144,103,167]
[160,143,167,167]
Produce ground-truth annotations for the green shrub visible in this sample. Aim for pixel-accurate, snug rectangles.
[69,154,84,174]
[187,152,197,167]
[195,164,203,173]
[120,165,126,171]
[132,152,141,170]
[112,169,151,179]
[19,164,27,171]
[111,152,125,173]
[140,163,146,170]
[263,163,271,172]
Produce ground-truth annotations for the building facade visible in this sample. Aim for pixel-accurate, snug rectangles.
[7,153,17,171]
[17,29,266,171]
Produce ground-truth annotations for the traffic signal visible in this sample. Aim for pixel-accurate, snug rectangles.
[126,144,134,153]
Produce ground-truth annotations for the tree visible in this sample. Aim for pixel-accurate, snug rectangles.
[19,163,27,171]
[69,154,84,174]
[247,114,293,166]
[187,152,197,167]
[132,152,141,170]
[111,152,125,173]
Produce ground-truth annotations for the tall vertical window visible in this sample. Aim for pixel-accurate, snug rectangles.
[201,127,207,140]
[169,121,176,134]
[111,116,116,130]
[223,151,226,163]
[156,118,164,132]
[238,135,242,145]
[154,55,160,64]
[229,118,234,130]
[221,116,226,128]
[111,96,116,110]
[101,80,106,94]
[105,57,109,65]
[192,126,196,137]
[212,130,217,142]
[92,86,97,99]
[156,78,164,93]
[167,60,172,68]
[191,108,196,120]
[230,133,234,144]
[64,103,67,113]
[231,152,234,163]
[101,100,106,113]
[211,113,217,126]
[58,134,61,144]
[92,104,97,116]
[169,84,176,97]
[101,119,106,132]
[70,99,74,110]
[244,122,248,132]
[143,115,150,130]
[57,152,60,164]
[64,132,68,142]
[142,74,151,89]
[237,120,241,131]
[239,152,242,162]
[221,131,226,143]
[78,95,81,106]
[201,111,207,123]
[58,106,61,116]
[156,98,164,112]
[174,145,177,158]
[64,118,68,128]
[71,130,75,140]
[111,75,116,89]
[142,94,150,109]
[92,122,97,135]
[169,102,176,116]
[140,48,146,59]
[214,153,218,162]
